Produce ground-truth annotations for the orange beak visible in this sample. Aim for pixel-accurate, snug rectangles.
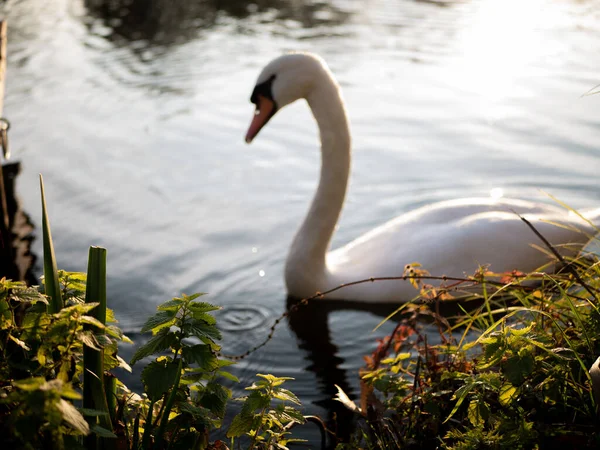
[245,95,275,144]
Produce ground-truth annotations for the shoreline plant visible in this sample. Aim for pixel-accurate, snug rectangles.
[0,175,599,449]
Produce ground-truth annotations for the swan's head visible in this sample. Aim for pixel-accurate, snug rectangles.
[245,52,330,143]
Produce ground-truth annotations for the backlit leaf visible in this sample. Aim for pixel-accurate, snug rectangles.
[130,330,176,365]
[141,310,177,334]
[141,359,180,402]
[499,383,519,406]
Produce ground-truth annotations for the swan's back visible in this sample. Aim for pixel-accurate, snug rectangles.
[324,198,596,302]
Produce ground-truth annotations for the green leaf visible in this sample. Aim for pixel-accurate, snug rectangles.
[187,302,220,313]
[467,399,485,427]
[141,310,177,334]
[277,405,305,424]
[142,359,180,402]
[199,382,231,419]
[183,321,222,342]
[256,374,293,386]
[40,174,64,313]
[178,402,212,427]
[130,330,177,365]
[218,371,240,383]
[57,399,90,435]
[80,315,106,330]
[90,424,118,438]
[381,352,411,365]
[509,322,535,336]
[499,383,519,406]
[78,330,100,350]
[182,293,207,302]
[13,377,47,391]
[273,388,301,405]
[226,413,254,438]
[157,298,184,312]
[503,353,535,385]
[240,390,271,416]
[191,311,217,325]
[181,344,219,371]
[444,381,478,423]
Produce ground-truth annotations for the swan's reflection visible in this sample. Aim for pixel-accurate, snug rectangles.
[285,296,405,446]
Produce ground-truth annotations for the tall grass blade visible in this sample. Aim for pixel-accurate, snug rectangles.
[83,246,114,448]
[39,175,63,313]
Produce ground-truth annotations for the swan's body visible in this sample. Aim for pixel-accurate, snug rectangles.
[245,53,598,303]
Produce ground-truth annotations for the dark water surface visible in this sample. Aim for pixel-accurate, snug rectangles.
[3,0,600,444]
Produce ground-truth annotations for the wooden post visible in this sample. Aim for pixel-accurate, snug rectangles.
[0,21,14,279]
[0,21,35,285]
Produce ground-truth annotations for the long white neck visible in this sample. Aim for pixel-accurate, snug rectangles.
[285,72,351,294]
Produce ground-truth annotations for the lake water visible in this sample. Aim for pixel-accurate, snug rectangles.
[3,0,600,444]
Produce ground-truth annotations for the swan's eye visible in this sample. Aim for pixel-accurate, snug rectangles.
[250,74,277,106]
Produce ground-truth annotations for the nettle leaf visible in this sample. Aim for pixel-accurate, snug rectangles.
[218,371,240,383]
[191,311,217,326]
[503,353,535,386]
[141,310,178,334]
[241,390,271,416]
[227,412,255,438]
[142,359,180,402]
[182,344,219,371]
[178,402,212,426]
[130,330,176,365]
[509,322,535,337]
[106,308,117,323]
[187,301,219,314]
[499,383,519,406]
[199,382,231,419]
[257,374,293,387]
[60,303,100,317]
[79,330,101,350]
[272,388,301,405]
[276,405,305,424]
[157,298,185,312]
[22,311,51,332]
[10,286,48,304]
[182,293,207,302]
[184,321,222,342]
[467,399,486,427]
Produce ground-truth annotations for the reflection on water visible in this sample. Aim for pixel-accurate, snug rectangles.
[84,0,353,49]
[2,0,600,445]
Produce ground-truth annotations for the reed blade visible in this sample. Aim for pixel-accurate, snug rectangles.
[39,174,63,313]
[83,246,114,448]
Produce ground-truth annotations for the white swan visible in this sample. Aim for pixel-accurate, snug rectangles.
[245,52,598,302]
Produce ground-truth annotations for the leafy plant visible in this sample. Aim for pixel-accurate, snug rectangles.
[227,374,305,450]
[339,236,600,449]
[127,293,236,449]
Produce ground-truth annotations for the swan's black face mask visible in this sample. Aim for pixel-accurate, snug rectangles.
[246,75,278,143]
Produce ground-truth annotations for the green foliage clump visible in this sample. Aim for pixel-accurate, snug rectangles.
[0,274,130,449]
[340,246,600,449]
[227,374,305,449]
[128,293,234,448]
[0,177,309,450]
